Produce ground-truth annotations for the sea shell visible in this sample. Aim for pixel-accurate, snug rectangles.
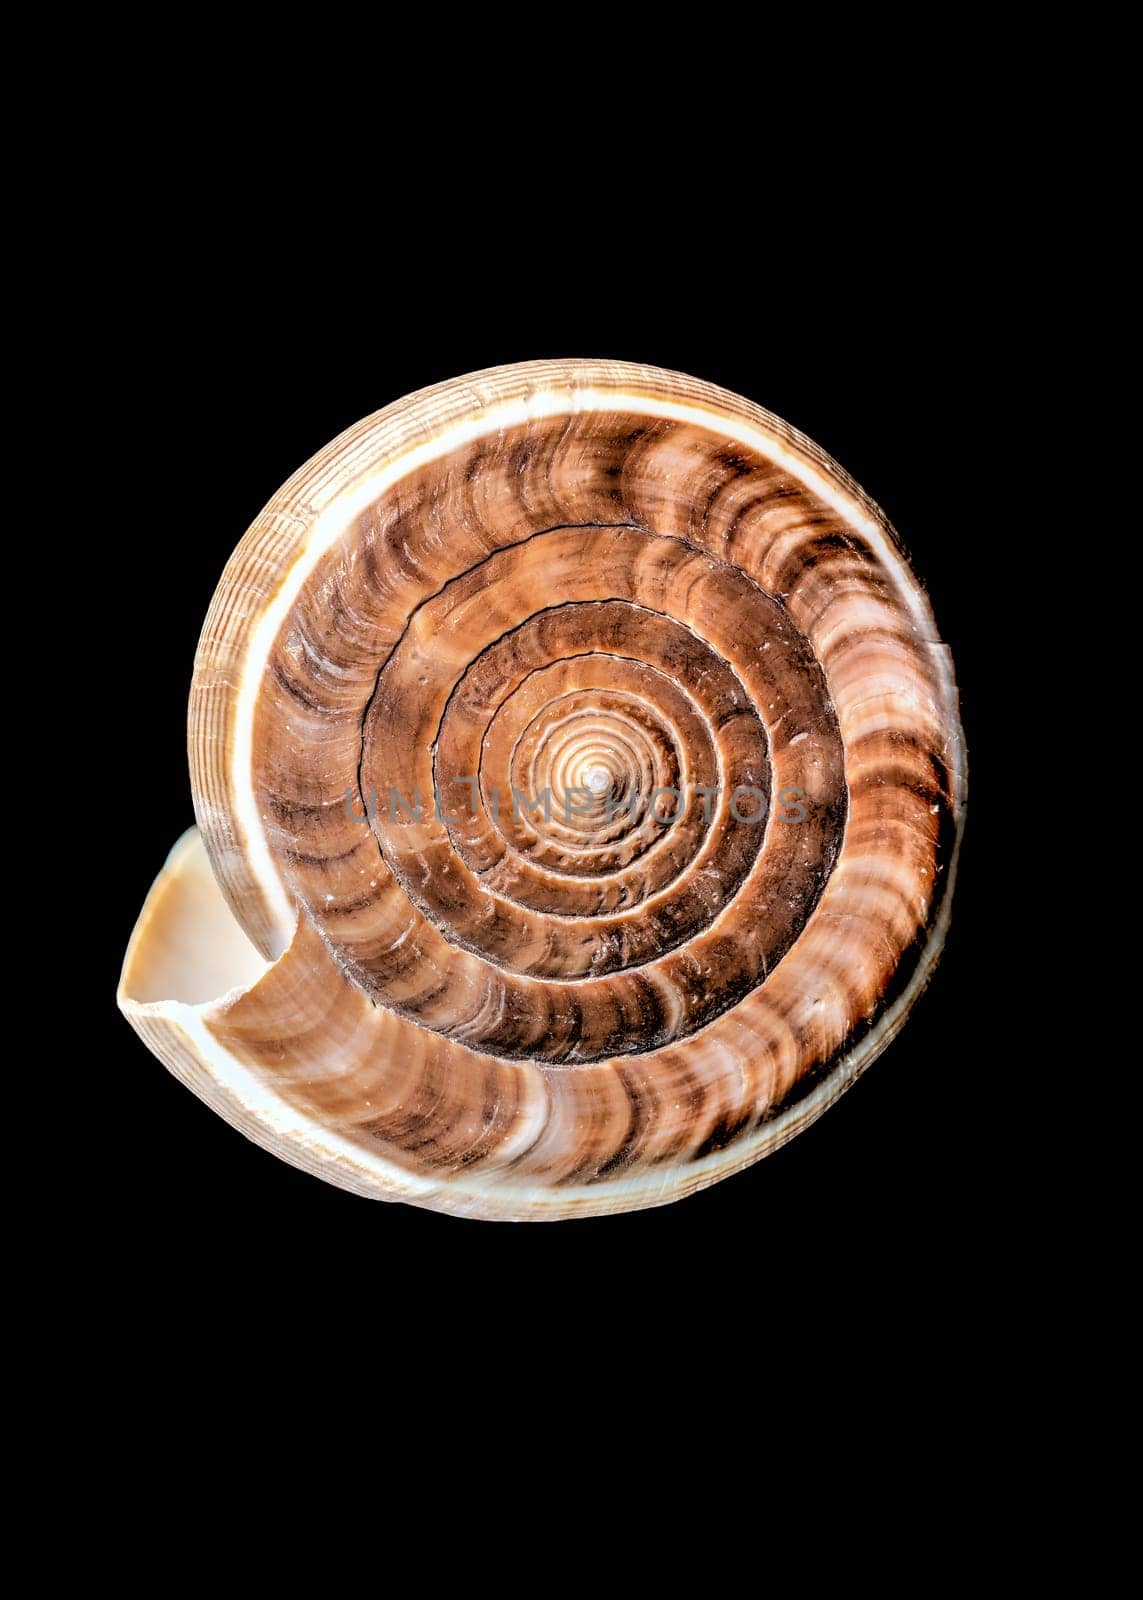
[118,360,966,1220]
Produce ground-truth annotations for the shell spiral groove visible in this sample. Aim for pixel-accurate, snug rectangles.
[118,360,965,1220]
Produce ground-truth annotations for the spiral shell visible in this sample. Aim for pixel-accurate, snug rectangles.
[118,360,965,1219]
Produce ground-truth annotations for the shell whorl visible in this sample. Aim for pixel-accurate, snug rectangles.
[119,359,965,1220]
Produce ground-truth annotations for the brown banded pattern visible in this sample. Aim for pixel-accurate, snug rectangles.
[118,360,966,1220]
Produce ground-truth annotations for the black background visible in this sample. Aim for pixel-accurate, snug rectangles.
[105,267,991,1325]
